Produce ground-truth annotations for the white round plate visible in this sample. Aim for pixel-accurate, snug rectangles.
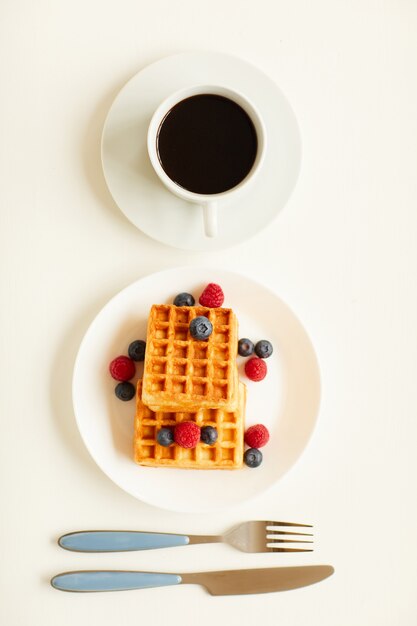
[73,268,320,513]
[101,52,301,251]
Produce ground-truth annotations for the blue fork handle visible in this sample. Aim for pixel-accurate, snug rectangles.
[58,531,190,552]
[51,571,182,592]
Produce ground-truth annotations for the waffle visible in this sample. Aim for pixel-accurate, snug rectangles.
[134,380,246,469]
[141,304,239,411]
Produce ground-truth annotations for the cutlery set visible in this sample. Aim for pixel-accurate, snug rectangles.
[51,520,334,594]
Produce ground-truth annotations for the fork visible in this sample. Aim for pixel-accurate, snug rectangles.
[58,521,313,554]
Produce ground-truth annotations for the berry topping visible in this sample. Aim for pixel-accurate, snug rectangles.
[174,422,201,448]
[244,448,263,468]
[114,381,136,401]
[254,340,273,359]
[245,424,270,448]
[109,356,136,381]
[200,426,218,445]
[244,357,267,381]
[238,338,254,357]
[157,427,175,447]
[174,292,195,307]
[199,283,224,308]
[128,339,146,362]
[190,316,213,341]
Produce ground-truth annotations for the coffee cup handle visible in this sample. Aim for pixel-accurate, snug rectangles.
[202,202,218,238]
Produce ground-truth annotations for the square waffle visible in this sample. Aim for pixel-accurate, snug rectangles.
[134,380,246,469]
[141,304,239,411]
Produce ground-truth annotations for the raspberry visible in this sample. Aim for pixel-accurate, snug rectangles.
[245,424,270,448]
[245,357,267,381]
[174,422,201,448]
[109,356,136,381]
[199,283,224,308]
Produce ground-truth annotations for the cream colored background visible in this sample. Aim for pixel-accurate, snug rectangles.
[1,1,417,624]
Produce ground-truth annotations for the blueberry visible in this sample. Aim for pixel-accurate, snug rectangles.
[254,340,273,359]
[189,316,213,340]
[174,292,195,307]
[244,448,263,468]
[115,381,136,401]
[128,339,146,361]
[156,427,174,447]
[201,426,218,445]
[238,338,254,357]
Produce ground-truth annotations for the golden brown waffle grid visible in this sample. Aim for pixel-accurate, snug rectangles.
[141,304,238,411]
[134,380,245,469]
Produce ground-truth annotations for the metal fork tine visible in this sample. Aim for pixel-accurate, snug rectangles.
[266,530,313,537]
[267,538,314,544]
[266,521,313,528]
[269,547,314,553]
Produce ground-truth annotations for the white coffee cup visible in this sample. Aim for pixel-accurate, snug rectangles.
[147,85,266,238]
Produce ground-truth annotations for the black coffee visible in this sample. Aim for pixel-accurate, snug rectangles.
[156,94,258,195]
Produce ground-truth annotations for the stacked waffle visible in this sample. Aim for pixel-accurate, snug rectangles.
[133,304,246,469]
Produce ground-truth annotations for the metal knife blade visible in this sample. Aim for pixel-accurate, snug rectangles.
[182,565,334,595]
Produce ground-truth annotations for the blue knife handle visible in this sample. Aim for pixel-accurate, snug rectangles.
[59,531,190,552]
[51,571,182,592]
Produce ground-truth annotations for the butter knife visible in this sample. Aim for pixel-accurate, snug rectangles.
[51,565,334,594]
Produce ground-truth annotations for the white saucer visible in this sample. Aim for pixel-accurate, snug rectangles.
[101,52,301,251]
[72,267,320,513]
